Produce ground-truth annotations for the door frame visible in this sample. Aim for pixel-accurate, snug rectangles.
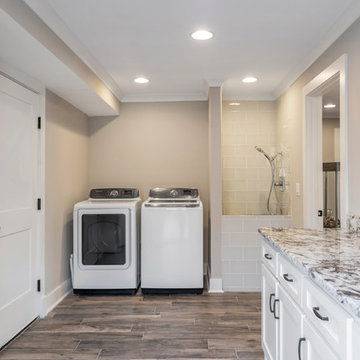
[0,61,46,317]
[302,54,348,228]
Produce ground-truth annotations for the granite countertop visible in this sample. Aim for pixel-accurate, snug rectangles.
[259,227,360,319]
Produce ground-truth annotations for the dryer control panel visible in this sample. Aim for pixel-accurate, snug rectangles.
[90,188,139,199]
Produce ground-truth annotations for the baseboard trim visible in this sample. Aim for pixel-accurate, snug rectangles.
[223,287,261,292]
[207,264,224,293]
[41,278,72,318]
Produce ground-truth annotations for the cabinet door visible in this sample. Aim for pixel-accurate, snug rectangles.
[262,264,278,360]
[301,318,339,360]
[278,284,303,360]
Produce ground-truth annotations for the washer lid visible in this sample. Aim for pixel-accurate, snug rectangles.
[90,188,139,199]
[149,187,199,199]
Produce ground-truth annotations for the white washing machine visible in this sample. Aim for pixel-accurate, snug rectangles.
[71,188,141,295]
[141,187,203,294]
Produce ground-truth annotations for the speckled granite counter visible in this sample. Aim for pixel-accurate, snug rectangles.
[259,227,360,319]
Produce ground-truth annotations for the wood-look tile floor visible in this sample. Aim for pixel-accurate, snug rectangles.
[0,291,263,360]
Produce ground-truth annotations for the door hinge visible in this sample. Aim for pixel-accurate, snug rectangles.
[37,279,41,292]
[37,116,41,129]
[37,198,41,210]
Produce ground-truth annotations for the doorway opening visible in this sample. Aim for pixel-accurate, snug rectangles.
[302,55,348,229]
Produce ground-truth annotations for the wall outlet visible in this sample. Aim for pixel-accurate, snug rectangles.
[296,183,301,197]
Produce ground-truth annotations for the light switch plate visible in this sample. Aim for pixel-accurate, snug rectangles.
[296,182,301,197]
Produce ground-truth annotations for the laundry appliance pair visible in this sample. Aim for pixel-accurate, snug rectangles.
[71,187,203,295]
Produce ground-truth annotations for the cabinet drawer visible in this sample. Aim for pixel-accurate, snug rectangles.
[262,240,277,276]
[278,254,303,305]
[302,318,339,360]
[302,278,353,358]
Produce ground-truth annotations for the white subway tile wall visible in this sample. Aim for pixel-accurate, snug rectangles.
[222,215,292,291]
[222,100,278,215]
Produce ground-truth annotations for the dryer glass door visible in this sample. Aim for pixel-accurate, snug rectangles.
[82,214,126,265]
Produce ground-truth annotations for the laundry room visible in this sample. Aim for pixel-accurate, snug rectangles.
[2,1,360,359]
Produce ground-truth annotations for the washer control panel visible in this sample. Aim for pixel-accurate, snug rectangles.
[90,188,139,199]
[149,187,199,199]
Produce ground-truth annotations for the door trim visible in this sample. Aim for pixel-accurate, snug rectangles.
[302,54,348,228]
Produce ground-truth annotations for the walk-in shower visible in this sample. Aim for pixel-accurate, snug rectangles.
[255,146,285,215]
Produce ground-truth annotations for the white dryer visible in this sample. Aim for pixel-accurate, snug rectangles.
[71,188,141,295]
[141,187,203,294]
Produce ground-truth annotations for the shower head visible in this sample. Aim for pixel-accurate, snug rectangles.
[255,146,282,162]
[254,146,271,161]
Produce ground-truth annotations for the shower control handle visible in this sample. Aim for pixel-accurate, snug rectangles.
[274,176,286,192]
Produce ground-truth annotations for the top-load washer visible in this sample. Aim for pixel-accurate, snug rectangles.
[71,188,141,295]
[141,187,203,294]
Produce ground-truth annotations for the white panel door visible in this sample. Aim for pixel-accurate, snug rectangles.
[0,75,40,347]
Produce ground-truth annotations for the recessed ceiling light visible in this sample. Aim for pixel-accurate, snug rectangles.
[242,77,258,83]
[134,77,149,84]
[324,103,336,109]
[191,30,214,40]
[229,102,241,106]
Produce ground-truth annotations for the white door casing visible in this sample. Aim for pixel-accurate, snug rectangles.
[0,74,40,347]
[302,54,348,228]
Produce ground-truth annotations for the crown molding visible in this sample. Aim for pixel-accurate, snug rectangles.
[121,92,207,103]
[222,94,276,101]
[203,79,225,96]
[273,0,360,99]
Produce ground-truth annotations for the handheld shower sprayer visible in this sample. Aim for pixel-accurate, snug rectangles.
[255,146,282,161]
[254,146,284,215]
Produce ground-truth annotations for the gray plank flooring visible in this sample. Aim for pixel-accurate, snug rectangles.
[0,291,263,359]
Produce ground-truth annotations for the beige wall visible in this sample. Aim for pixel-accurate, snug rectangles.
[88,101,209,262]
[323,118,340,162]
[45,90,89,294]
[277,17,360,226]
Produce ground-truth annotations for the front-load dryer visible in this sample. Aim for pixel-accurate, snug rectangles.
[71,188,141,295]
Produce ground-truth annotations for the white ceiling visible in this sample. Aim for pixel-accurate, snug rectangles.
[26,0,359,102]
[1,0,360,112]
[0,8,118,116]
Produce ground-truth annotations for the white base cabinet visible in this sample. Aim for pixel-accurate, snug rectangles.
[302,318,339,360]
[261,237,358,360]
[262,264,278,360]
[278,284,303,360]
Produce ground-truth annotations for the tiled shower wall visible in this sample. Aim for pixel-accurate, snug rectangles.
[222,215,292,291]
[222,101,277,215]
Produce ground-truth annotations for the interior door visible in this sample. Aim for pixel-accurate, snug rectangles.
[0,75,40,348]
